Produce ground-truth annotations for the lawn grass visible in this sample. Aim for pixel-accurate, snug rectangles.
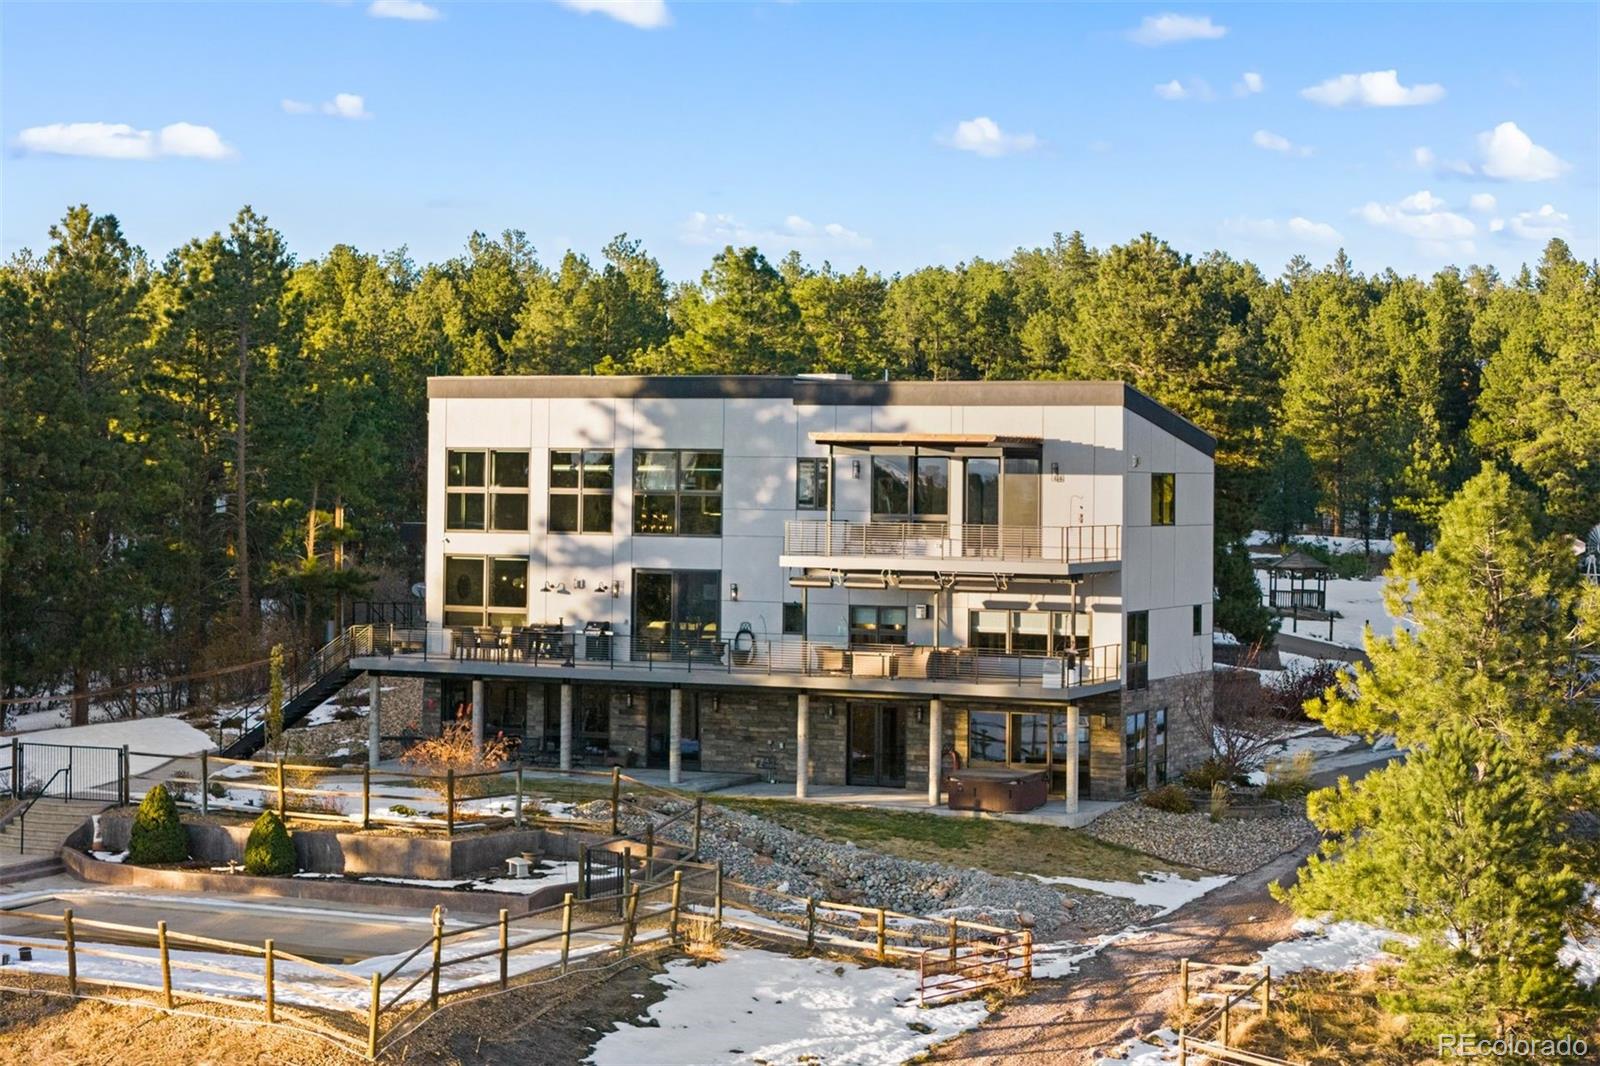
[707,797,1196,882]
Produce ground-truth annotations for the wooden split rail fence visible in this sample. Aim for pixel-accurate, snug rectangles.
[1174,957,1305,1066]
[0,850,1031,1060]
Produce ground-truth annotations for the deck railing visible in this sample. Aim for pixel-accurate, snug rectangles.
[363,625,1122,693]
[783,520,1121,565]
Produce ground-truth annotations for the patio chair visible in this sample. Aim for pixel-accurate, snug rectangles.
[815,646,850,674]
[895,647,934,679]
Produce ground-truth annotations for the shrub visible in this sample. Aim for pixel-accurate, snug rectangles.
[401,710,514,820]
[1262,750,1316,802]
[208,781,228,800]
[1182,758,1241,791]
[1265,660,1345,721]
[1209,781,1231,823]
[1142,784,1194,814]
[244,811,295,875]
[128,783,188,864]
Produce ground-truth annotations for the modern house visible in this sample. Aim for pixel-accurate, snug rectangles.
[353,374,1215,810]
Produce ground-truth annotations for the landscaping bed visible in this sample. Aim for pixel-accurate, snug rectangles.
[1084,802,1317,872]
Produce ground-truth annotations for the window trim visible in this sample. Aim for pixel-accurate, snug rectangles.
[443,555,529,626]
[795,457,829,512]
[870,454,949,522]
[633,449,724,537]
[446,449,531,532]
[1127,610,1150,690]
[1151,472,1176,526]
[549,448,615,535]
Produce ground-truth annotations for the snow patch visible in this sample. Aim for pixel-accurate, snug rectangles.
[1028,872,1235,918]
[586,948,989,1065]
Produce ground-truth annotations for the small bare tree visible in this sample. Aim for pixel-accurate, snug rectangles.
[1173,649,1301,782]
[401,709,513,821]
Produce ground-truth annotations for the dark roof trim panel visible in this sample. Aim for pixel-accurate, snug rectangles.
[427,375,1216,457]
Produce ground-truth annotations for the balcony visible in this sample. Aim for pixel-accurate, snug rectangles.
[780,521,1121,578]
[353,625,1123,702]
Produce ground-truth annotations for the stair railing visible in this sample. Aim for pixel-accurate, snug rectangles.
[11,766,69,853]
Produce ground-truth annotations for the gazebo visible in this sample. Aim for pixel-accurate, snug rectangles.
[1263,550,1332,639]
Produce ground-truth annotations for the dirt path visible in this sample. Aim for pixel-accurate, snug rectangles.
[928,842,1316,1065]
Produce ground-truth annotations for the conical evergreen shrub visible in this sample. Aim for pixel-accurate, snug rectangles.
[127,783,188,864]
[243,811,295,876]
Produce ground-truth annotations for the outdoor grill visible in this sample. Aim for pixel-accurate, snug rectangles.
[944,767,1049,813]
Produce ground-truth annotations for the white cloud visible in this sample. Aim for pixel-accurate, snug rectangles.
[555,0,670,29]
[14,120,235,160]
[281,99,314,115]
[680,211,869,250]
[942,116,1039,157]
[1252,129,1311,157]
[1469,193,1497,213]
[1357,189,1475,252]
[1301,69,1444,107]
[1225,216,1341,243]
[1507,204,1571,241]
[324,93,373,120]
[1413,144,1475,176]
[1128,13,1227,46]
[1235,71,1264,96]
[1476,121,1569,182]
[368,0,440,20]
[1154,78,1212,101]
[1489,218,1505,233]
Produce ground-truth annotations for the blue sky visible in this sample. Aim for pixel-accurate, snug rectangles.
[4,2,1595,280]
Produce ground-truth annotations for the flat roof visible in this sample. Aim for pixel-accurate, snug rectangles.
[426,375,1215,457]
[809,431,1043,448]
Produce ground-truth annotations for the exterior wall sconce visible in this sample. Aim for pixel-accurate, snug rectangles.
[915,708,925,724]
[729,583,740,601]
[825,705,836,719]
[1051,461,1062,481]
[851,459,862,479]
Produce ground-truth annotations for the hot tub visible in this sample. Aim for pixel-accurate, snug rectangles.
[945,768,1049,813]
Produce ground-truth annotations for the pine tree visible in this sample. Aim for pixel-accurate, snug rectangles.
[243,810,295,875]
[128,783,188,864]
[1278,727,1593,1044]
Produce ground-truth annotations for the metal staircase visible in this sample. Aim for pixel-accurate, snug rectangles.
[219,626,371,759]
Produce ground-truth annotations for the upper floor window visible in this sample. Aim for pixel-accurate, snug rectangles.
[550,450,614,534]
[783,600,806,635]
[633,450,723,536]
[796,457,829,511]
[872,455,948,521]
[849,605,907,646]
[1193,604,1204,636]
[443,555,528,627]
[1127,610,1150,689]
[968,610,1091,656]
[1151,473,1176,526]
[447,450,529,531]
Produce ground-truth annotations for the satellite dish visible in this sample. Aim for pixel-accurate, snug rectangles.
[1582,525,1600,584]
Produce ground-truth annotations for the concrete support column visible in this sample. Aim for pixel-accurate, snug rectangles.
[559,683,573,771]
[1065,705,1080,815]
[668,687,683,785]
[795,693,810,799]
[368,674,382,769]
[927,698,943,806]
[470,679,485,760]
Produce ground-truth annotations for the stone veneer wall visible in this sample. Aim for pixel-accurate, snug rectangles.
[1121,671,1213,794]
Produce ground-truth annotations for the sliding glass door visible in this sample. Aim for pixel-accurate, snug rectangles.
[633,569,720,659]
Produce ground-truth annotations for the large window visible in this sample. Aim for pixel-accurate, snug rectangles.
[967,711,1008,764]
[968,610,1092,656]
[849,605,907,645]
[1153,708,1168,784]
[871,455,948,520]
[1127,610,1150,689]
[443,556,528,627]
[550,450,614,534]
[1126,711,1148,792]
[1151,473,1176,526]
[447,450,529,531]
[783,601,806,636]
[796,457,829,511]
[634,450,723,536]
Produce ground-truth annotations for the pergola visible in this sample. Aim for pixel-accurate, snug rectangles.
[1264,550,1332,639]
